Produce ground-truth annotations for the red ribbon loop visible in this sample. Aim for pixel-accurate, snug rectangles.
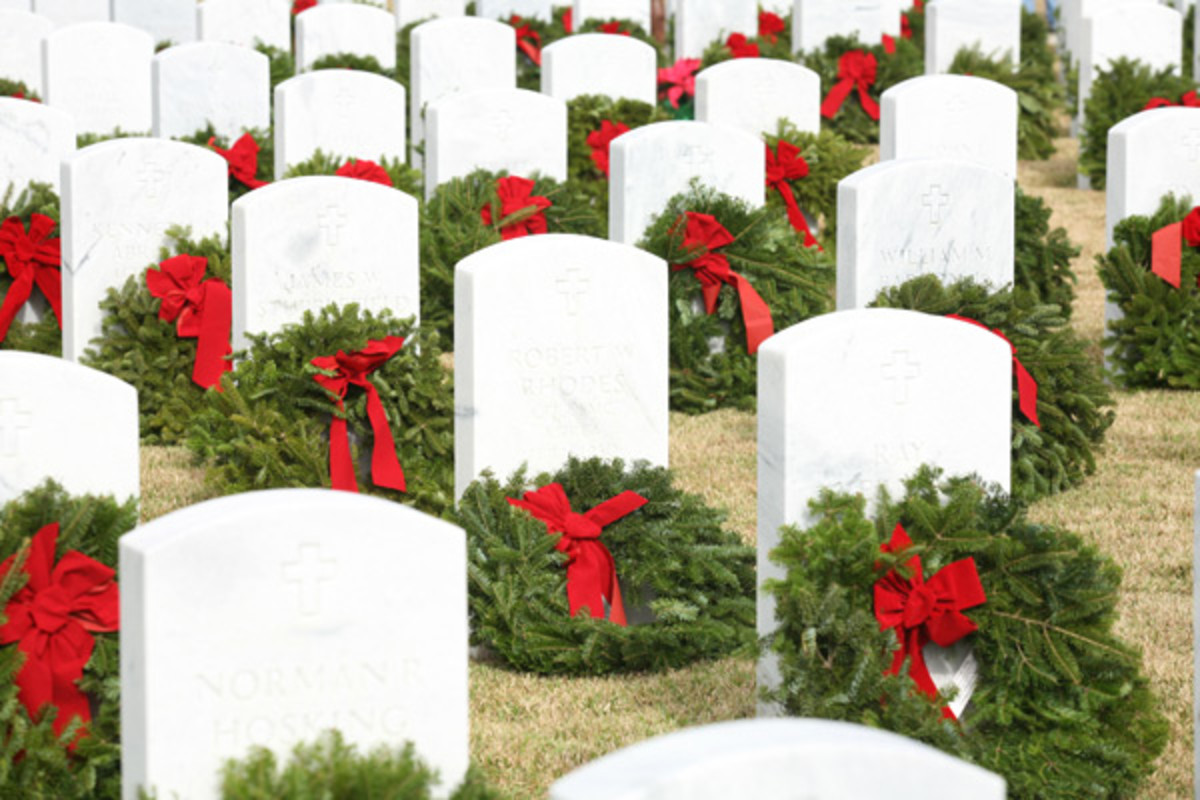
[0,214,61,343]
[208,133,268,190]
[312,336,407,493]
[671,212,775,354]
[507,483,648,626]
[946,314,1040,427]
[1150,206,1200,289]
[726,33,759,59]
[511,16,542,65]
[873,524,985,720]
[758,11,785,43]
[821,50,880,121]
[586,120,630,179]
[336,159,394,187]
[146,254,234,390]
[658,58,701,109]
[765,142,820,249]
[480,176,552,240]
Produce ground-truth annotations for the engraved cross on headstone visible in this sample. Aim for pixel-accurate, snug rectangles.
[282,542,338,616]
[138,161,167,201]
[881,351,921,405]
[0,398,32,458]
[921,185,951,225]
[318,205,347,247]
[557,267,590,316]
[680,144,714,170]
[1183,129,1200,162]
[492,109,516,142]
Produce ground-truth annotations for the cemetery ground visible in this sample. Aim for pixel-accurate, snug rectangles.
[135,136,1197,798]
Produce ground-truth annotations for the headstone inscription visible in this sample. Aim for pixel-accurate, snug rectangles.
[60,138,227,361]
[694,59,822,137]
[274,70,407,178]
[424,88,567,198]
[540,34,657,105]
[880,75,1019,180]
[573,0,652,31]
[42,21,154,136]
[294,4,398,73]
[31,0,109,26]
[548,718,1007,799]
[675,0,757,60]
[454,233,668,498]
[836,158,1015,310]
[793,0,883,55]
[231,175,420,350]
[608,120,765,245]
[924,0,1021,75]
[0,97,74,195]
[0,351,139,505]
[112,0,196,46]
[755,309,1011,712]
[0,9,52,96]
[396,0,466,28]
[120,489,469,800]
[196,0,291,52]
[152,43,271,141]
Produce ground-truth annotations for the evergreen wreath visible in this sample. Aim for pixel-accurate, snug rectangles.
[177,125,274,204]
[395,24,417,91]
[0,79,38,101]
[75,130,149,150]
[1186,5,1196,81]
[1097,194,1200,388]
[1014,186,1079,315]
[566,94,670,209]
[636,184,835,413]
[870,276,1114,503]
[457,457,755,675]
[187,304,456,517]
[508,10,572,91]
[283,149,423,199]
[0,481,138,800]
[798,34,923,144]
[1080,57,1196,189]
[309,53,396,80]
[80,227,229,444]
[696,23,795,68]
[1018,7,1056,78]
[764,467,1168,799]
[418,169,604,346]
[0,181,61,356]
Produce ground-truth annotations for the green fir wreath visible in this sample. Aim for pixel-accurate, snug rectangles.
[637,184,835,413]
[0,481,139,800]
[764,467,1168,799]
[566,94,670,208]
[419,169,603,346]
[0,181,61,356]
[1014,186,1079,314]
[1098,193,1200,388]
[187,304,456,517]
[696,24,795,67]
[870,276,1114,502]
[177,125,274,204]
[457,457,755,675]
[1080,57,1196,190]
[310,52,396,81]
[283,149,423,199]
[0,79,38,101]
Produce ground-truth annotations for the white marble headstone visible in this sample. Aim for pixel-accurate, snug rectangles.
[925,0,1021,75]
[1065,0,1157,66]
[609,120,765,245]
[112,0,196,45]
[1079,4,1181,122]
[196,0,291,51]
[0,352,139,504]
[881,75,1019,180]
[455,233,668,498]
[0,98,74,194]
[0,9,52,96]
[756,309,1011,707]
[275,71,407,177]
[549,719,1007,800]
[573,0,651,31]
[152,43,271,141]
[836,158,1015,309]
[409,17,515,170]
[475,0,553,20]
[0,0,31,10]
[425,88,566,199]
[880,0,902,37]
[43,22,154,136]
[30,0,108,26]
[1106,107,1200,246]
[61,138,227,361]
[120,489,468,800]
[675,0,756,60]
[396,0,466,28]
[295,4,397,73]
[695,59,822,137]
[232,176,419,348]
[793,0,883,55]
[540,34,657,104]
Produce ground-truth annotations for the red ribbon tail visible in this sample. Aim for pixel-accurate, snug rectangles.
[329,410,359,492]
[732,274,774,354]
[364,384,406,492]
[0,273,33,343]
[1014,358,1040,427]
[775,183,820,248]
[192,281,233,391]
[857,80,881,121]
[606,549,628,627]
[820,78,854,119]
[1151,221,1183,288]
[517,39,542,66]
[34,268,62,328]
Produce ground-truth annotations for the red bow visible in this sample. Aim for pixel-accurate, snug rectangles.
[587,120,630,179]
[947,314,1040,427]
[511,16,542,66]
[145,255,233,390]
[1149,206,1200,289]
[671,212,774,354]
[901,13,913,39]
[821,50,880,121]
[208,133,268,190]
[765,142,820,249]
[311,336,407,493]
[881,34,896,54]
[758,11,785,43]
[1143,90,1200,111]
[480,176,552,240]
[0,214,61,343]
[507,483,647,625]
[873,524,985,720]
[726,33,760,59]
[913,0,924,10]
[658,58,701,109]
[335,159,393,187]
[561,7,573,33]
[292,0,315,13]
[599,20,630,35]
[0,523,119,745]
[10,90,39,103]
